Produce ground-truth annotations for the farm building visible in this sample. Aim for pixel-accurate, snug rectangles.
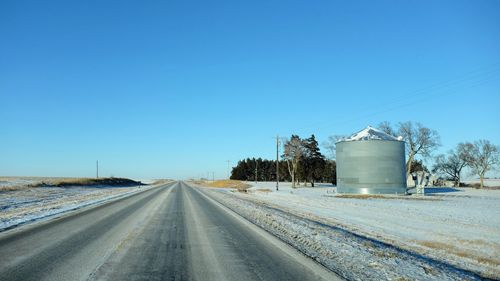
[336,126,407,194]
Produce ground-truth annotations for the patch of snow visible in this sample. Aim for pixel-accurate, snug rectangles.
[463,178,500,187]
[0,183,160,232]
[136,179,156,185]
[200,187,484,280]
[200,181,500,279]
[340,126,401,142]
[0,177,38,188]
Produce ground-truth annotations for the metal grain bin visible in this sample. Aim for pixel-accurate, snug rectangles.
[336,126,407,194]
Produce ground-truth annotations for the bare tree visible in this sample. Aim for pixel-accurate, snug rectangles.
[378,121,440,175]
[432,143,471,187]
[283,135,305,188]
[463,140,499,188]
[398,121,440,175]
[378,121,396,136]
[321,135,345,160]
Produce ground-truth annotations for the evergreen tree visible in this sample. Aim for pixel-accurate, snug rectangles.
[301,135,326,187]
[323,160,337,185]
[230,158,291,182]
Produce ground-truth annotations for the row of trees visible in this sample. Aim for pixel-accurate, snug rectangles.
[432,140,499,188]
[230,135,336,186]
[377,121,499,188]
[230,158,288,182]
[231,121,499,189]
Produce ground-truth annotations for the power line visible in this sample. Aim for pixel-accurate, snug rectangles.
[318,74,500,132]
[288,63,500,135]
[255,161,258,183]
[276,135,279,191]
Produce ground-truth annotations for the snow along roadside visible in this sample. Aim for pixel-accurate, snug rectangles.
[198,187,485,281]
[0,182,171,232]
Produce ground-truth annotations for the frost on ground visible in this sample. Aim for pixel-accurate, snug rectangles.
[197,182,499,280]
[0,178,160,231]
[0,177,40,190]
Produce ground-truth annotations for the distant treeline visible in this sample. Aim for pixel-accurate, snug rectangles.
[230,135,336,186]
[230,158,336,185]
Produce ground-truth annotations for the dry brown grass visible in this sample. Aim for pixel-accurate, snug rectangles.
[255,188,272,193]
[189,180,206,185]
[0,185,31,192]
[150,179,172,185]
[335,194,441,201]
[361,240,398,258]
[205,180,251,192]
[418,241,499,266]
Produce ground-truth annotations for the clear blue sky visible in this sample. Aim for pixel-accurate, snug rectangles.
[1,0,499,179]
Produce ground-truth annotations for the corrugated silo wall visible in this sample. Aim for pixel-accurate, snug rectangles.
[336,140,407,194]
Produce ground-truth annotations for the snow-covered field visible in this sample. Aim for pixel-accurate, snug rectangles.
[463,178,500,187]
[0,178,163,231]
[197,181,500,280]
[0,177,40,189]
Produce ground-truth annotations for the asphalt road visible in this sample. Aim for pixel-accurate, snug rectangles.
[0,181,340,281]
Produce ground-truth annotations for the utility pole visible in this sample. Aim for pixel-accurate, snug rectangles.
[255,161,258,184]
[226,160,230,179]
[276,135,279,191]
[96,160,99,179]
[212,172,215,182]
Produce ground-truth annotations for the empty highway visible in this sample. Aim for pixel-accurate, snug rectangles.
[0,181,340,281]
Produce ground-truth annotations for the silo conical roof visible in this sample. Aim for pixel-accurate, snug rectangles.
[341,126,402,142]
